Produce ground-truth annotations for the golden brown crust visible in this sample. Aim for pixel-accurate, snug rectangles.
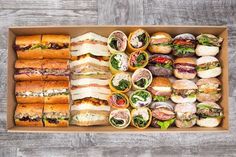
[17,49,43,59]
[15,103,44,115]
[43,81,69,90]
[16,96,44,104]
[15,60,43,69]
[42,35,70,43]
[15,81,44,92]
[14,74,43,81]
[42,59,69,69]
[15,81,44,103]
[44,104,69,113]
[16,35,41,45]
[150,77,171,87]
[42,75,69,81]
[71,56,77,61]
[44,120,69,127]
[42,49,70,59]
[44,95,69,104]
[174,57,196,65]
[151,32,172,40]
[15,120,43,127]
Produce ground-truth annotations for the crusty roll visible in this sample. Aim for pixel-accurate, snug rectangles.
[43,104,69,127]
[41,35,70,59]
[15,81,44,104]
[148,32,172,54]
[42,59,70,80]
[174,57,197,79]
[14,60,43,81]
[15,35,43,59]
[43,81,69,104]
[14,104,44,127]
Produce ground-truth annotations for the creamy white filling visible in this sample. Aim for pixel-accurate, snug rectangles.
[112,73,130,87]
[113,54,128,71]
[130,30,145,48]
[44,89,67,96]
[73,113,105,122]
[133,108,149,121]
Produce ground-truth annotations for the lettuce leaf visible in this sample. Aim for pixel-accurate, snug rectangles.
[157,118,175,130]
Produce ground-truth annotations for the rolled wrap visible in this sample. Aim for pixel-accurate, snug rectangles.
[109,72,132,93]
[108,30,127,53]
[109,109,131,129]
[109,53,128,74]
[108,92,129,109]
[131,107,152,129]
[127,29,150,52]
[131,68,152,90]
[128,50,149,71]
[129,90,152,108]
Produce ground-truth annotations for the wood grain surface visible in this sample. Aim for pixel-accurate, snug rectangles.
[0,0,236,156]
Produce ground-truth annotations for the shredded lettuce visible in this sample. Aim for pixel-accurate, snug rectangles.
[173,45,195,55]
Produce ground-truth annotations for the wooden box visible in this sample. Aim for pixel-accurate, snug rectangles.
[7,25,229,132]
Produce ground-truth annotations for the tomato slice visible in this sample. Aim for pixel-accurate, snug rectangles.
[152,57,168,63]
[116,98,125,106]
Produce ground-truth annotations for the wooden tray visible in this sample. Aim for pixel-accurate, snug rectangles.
[7,25,229,132]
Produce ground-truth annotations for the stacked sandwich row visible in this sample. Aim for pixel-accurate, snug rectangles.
[106,29,224,129]
[69,33,112,126]
[14,35,71,127]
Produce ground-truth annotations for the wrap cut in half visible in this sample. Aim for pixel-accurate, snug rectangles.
[109,72,132,93]
[109,109,131,129]
[108,92,129,109]
[109,52,128,74]
[128,50,149,71]
[131,107,152,129]
[127,29,150,52]
[132,68,152,90]
[108,30,128,53]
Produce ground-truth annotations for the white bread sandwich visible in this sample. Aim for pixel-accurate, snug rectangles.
[71,32,110,57]
[70,78,111,101]
[70,54,111,80]
[70,98,110,126]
